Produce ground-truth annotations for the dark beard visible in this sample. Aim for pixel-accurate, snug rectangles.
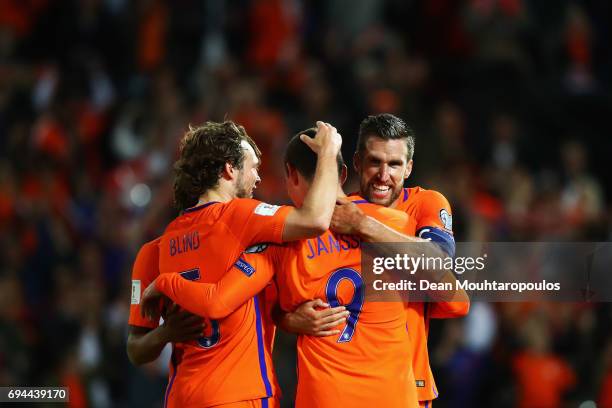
[235,170,251,198]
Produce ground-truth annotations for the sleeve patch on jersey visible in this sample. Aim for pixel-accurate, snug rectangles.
[439,209,453,230]
[131,280,141,305]
[417,226,456,257]
[254,202,280,216]
[245,243,269,253]
[234,258,255,277]
[180,268,201,281]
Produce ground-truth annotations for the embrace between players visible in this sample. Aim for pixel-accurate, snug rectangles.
[127,114,469,408]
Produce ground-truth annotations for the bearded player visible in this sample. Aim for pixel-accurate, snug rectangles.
[327,113,470,407]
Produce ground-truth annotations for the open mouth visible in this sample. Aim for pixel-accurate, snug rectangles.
[371,184,391,198]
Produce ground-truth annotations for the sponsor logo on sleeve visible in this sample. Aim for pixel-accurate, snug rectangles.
[131,280,141,305]
[254,202,280,216]
[234,258,256,277]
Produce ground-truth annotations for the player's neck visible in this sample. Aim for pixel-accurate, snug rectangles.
[389,195,401,209]
[197,187,234,205]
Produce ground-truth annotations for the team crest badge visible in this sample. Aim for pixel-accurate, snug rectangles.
[439,209,452,230]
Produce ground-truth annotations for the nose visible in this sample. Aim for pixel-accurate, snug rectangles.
[377,164,390,182]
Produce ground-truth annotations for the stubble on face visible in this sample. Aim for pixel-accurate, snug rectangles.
[235,141,260,199]
[235,168,251,198]
[357,137,409,207]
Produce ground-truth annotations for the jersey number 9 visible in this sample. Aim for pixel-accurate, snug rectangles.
[325,268,364,343]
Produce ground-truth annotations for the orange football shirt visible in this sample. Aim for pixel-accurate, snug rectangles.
[154,198,291,408]
[275,198,419,408]
[153,196,420,408]
[152,188,468,406]
[129,237,162,329]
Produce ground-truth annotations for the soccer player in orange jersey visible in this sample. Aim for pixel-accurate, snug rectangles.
[141,129,420,408]
[127,237,208,366]
[325,113,470,407]
[127,120,344,408]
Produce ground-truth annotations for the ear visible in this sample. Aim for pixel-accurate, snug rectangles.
[286,163,299,186]
[222,162,238,181]
[340,164,348,186]
[404,159,413,180]
[353,151,361,174]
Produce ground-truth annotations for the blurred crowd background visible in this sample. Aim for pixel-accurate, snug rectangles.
[1,0,611,407]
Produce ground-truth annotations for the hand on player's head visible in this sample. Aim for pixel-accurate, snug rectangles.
[300,121,342,157]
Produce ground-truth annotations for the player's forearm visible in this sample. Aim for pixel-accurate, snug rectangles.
[359,218,453,280]
[424,272,470,304]
[127,327,168,366]
[357,216,425,243]
[358,216,446,275]
[155,274,232,319]
[429,299,470,318]
[296,154,339,234]
[272,305,300,334]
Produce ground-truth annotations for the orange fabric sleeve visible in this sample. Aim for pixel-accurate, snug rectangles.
[374,206,415,234]
[415,190,453,232]
[225,198,293,245]
[154,251,277,319]
[428,301,470,318]
[414,191,467,317]
[128,239,161,328]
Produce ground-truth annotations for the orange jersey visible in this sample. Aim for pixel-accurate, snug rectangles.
[129,238,280,406]
[153,188,467,405]
[152,241,281,377]
[152,197,420,407]
[129,237,162,329]
[155,199,291,408]
[393,186,454,253]
[394,186,469,402]
[273,200,419,408]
